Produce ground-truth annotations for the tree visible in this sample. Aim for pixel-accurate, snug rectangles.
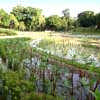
[62,9,71,31]
[9,14,19,29]
[11,6,42,30]
[95,13,100,29]
[46,15,63,31]
[78,11,95,27]
[0,9,10,28]
[62,9,70,18]
[19,21,26,31]
[31,15,45,31]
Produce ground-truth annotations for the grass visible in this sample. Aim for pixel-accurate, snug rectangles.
[1,31,99,73]
[71,27,100,35]
[0,37,31,71]
[0,36,100,100]
[38,36,100,60]
[34,34,100,75]
[21,93,63,100]
[33,47,100,76]
[0,28,17,36]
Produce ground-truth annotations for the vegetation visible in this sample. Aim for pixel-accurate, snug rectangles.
[0,9,10,28]
[46,15,63,31]
[0,28,16,36]
[0,6,100,34]
[0,36,100,100]
[0,2,100,100]
[0,38,65,100]
[77,11,95,27]
[71,27,100,35]
[37,37,100,73]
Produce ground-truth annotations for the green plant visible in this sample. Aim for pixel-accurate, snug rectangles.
[0,28,16,35]
[21,92,63,100]
[19,21,26,31]
[95,89,100,100]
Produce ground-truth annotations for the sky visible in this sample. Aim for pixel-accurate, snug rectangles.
[0,0,100,17]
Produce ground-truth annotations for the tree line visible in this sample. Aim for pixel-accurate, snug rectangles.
[0,6,100,31]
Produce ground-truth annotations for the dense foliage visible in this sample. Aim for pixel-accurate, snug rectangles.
[78,11,95,27]
[0,38,65,100]
[0,6,100,33]
[0,9,10,28]
[46,15,63,31]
